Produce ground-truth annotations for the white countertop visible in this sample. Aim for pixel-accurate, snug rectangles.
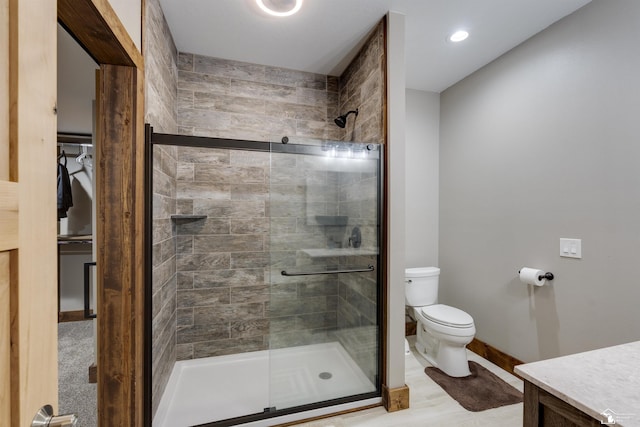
[515,341,640,426]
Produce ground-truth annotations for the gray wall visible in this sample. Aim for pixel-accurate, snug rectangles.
[439,0,640,362]
[405,89,439,268]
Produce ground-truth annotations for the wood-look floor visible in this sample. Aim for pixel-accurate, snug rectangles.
[290,336,523,427]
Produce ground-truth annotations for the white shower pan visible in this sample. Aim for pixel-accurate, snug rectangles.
[153,342,377,427]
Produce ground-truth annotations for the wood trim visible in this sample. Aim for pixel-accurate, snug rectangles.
[274,403,382,427]
[57,0,143,69]
[96,64,145,427]
[405,320,416,336]
[57,0,146,424]
[467,338,524,378]
[88,363,97,384]
[382,384,410,412]
[58,310,93,323]
[0,181,18,251]
[0,0,7,181]
[0,253,10,427]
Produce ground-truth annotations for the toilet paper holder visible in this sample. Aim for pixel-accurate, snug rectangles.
[518,270,554,281]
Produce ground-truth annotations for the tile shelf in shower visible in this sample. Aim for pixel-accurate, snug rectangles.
[300,248,378,258]
[170,215,207,221]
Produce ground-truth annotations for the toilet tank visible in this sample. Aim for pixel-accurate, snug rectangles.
[405,267,440,307]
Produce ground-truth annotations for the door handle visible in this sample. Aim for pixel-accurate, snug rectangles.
[83,262,97,319]
[32,405,78,427]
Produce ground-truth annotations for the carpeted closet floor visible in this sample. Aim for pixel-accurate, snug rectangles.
[58,320,97,427]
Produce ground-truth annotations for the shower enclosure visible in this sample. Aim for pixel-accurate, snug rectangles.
[146,127,383,426]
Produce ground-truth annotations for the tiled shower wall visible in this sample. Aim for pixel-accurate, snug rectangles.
[145,0,178,415]
[176,53,342,142]
[145,0,178,134]
[171,20,386,360]
[338,20,386,144]
[150,145,177,415]
[174,146,271,359]
[147,0,386,391]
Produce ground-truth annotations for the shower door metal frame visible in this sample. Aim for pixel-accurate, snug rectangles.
[144,125,385,426]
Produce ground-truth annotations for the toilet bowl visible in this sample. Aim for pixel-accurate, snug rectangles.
[413,304,475,377]
[405,267,476,377]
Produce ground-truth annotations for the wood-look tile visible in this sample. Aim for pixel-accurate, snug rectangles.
[177,287,231,307]
[176,253,230,272]
[193,303,264,324]
[178,146,230,164]
[264,100,326,122]
[176,181,230,200]
[177,52,194,72]
[193,268,264,289]
[194,55,266,82]
[193,200,266,219]
[193,234,263,253]
[178,70,230,93]
[230,218,268,234]
[193,92,266,115]
[193,163,265,184]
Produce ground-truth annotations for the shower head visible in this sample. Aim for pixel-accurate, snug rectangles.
[334,109,359,128]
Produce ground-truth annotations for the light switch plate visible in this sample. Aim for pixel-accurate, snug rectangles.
[560,238,582,259]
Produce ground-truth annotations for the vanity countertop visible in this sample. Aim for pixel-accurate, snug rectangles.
[515,341,640,426]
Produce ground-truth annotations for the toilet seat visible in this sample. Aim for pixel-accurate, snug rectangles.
[420,304,474,328]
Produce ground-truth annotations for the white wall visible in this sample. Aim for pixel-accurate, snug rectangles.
[57,25,97,134]
[386,11,406,389]
[108,0,142,50]
[439,0,640,362]
[405,89,439,268]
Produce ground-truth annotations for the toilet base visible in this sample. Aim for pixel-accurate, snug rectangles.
[416,336,472,377]
[433,342,471,377]
[415,318,473,378]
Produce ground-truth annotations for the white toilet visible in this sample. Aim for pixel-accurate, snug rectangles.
[405,267,476,377]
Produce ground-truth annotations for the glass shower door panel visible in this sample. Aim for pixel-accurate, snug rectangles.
[268,141,381,412]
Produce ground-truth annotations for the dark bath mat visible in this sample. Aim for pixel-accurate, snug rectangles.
[425,361,522,412]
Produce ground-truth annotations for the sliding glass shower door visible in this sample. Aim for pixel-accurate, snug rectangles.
[148,129,382,426]
[268,139,382,412]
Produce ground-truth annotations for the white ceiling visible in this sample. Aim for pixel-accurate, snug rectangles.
[159,0,591,92]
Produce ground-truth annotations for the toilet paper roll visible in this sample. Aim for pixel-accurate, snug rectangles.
[519,267,547,287]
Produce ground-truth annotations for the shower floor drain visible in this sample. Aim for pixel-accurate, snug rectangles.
[319,372,332,380]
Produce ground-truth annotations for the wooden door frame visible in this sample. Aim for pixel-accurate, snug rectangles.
[58,1,145,426]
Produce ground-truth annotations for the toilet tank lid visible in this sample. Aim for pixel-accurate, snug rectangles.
[405,267,440,278]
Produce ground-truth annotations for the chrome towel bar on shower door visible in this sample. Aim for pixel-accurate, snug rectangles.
[281,265,375,276]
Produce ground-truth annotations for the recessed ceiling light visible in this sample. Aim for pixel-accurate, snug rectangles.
[256,0,303,17]
[449,30,469,43]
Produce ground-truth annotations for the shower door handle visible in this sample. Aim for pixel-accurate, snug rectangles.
[84,261,97,319]
[281,265,374,276]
